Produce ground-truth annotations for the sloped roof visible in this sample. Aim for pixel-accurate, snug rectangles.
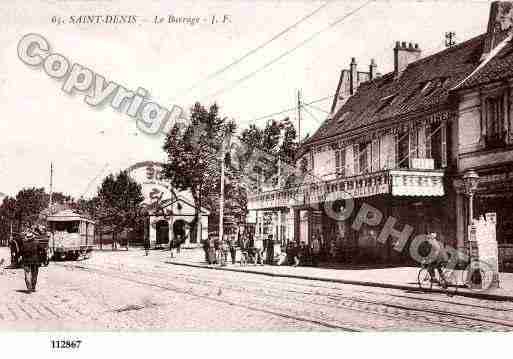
[47,209,95,223]
[456,31,513,89]
[304,33,486,146]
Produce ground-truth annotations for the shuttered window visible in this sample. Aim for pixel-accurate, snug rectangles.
[441,121,447,168]
[335,148,346,177]
[353,144,360,175]
[371,139,379,172]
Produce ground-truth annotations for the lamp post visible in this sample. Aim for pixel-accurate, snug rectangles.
[462,170,479,225]
[462,170,479,253]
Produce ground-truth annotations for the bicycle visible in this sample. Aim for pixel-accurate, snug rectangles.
[417,260,491,295]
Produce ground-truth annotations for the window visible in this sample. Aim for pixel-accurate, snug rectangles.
[376,95,396,113]
[396,130,410,168]
[371,139,380,172]
[427,122,447,169]
[335,148,346,177]
[51,221,80,233]
[484,95,507,148]
[359,142,371,174]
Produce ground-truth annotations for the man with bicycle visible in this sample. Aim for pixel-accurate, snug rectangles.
[421,233,450,288]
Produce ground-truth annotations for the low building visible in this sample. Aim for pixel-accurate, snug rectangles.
[127,161,209,248]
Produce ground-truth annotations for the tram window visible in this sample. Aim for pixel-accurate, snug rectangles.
[51,221,80,233]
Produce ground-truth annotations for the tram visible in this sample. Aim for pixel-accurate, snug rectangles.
[47,210,95,260]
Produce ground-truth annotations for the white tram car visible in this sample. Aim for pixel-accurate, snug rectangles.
[47,210,95,260]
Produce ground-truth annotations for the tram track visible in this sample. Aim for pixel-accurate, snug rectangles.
[55,260,513,331]
[67,260,513,328]
[54,262,361,331]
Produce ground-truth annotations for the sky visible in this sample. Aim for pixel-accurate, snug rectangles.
[0,0,493,198]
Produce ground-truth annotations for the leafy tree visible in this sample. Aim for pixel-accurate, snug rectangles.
[162,102,236,240]
[97,171,144,247]
[15,187,48,228]
[236,117,299,190]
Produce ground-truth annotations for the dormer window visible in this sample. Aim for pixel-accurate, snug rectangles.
[376,94,396,113]
[337,111,352,124]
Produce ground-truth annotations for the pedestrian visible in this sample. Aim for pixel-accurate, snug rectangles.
[8,236,20,267]
[329,239,337,262]
[311,235,321,267]
[143,226,151,256]
[21,228,44,292]
[229,236,237,265]
[292,242,300,267]
[253,236,264,265]
[207,235,216,265]
[219,237,229,266]
[266,234,275,265]
[203,238,210,263]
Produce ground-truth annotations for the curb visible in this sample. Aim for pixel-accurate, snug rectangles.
[166,261,513,302]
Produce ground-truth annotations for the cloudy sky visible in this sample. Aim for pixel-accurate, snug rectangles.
[0,0,492,198]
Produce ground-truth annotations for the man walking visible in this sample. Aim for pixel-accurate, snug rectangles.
[21,228,44,292]
[228,236,237,265]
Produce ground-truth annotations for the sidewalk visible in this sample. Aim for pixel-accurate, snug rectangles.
[167,248,513,302]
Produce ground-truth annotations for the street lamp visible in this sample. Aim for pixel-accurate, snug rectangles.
[462,170,479,225]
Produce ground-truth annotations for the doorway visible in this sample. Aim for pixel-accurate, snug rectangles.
[156,220,169,245]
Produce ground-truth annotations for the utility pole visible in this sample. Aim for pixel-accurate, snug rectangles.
[445,32,456,48]
[297,89,302,143]
[49,162,53,214]
[218,133,231,242]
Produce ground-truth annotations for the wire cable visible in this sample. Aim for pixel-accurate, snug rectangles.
[204,0,373,100]
[169,2,330,101]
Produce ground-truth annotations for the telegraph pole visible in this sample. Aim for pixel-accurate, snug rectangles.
[49,162,53,214]
[297,89,302,143]
[218,133,231,242]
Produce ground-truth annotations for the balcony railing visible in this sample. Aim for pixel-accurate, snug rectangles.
[247,168,445,210]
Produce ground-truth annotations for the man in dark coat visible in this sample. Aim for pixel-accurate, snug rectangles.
[21,229,44,292]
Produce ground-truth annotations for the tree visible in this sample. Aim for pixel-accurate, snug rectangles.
[15,187,48,228]
[236,117,299,190]
[162,102,236,240]
[97,171,144,248]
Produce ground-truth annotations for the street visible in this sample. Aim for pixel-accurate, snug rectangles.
[2,248,513,331]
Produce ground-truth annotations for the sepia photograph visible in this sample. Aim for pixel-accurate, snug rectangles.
[1,0,513,355]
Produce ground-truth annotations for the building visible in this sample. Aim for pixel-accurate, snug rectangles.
[249,1,513,265]
[451,1,513,268]
[127,161,209,248]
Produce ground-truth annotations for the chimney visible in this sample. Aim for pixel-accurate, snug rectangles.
[483,1,513,58]
[369,58,377,80]
[349,57,357,95]
[394,41,421,76]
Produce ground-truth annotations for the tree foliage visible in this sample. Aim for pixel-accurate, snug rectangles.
[97,171,144,232]
[162,102,237,236]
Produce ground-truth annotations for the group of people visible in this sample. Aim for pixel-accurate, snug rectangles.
[201,228,337,267]
[203,235,238,266]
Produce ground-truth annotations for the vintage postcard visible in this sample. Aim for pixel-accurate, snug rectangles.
[1,0,513,355]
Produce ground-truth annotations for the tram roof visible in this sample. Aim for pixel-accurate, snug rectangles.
[47,209,95,224]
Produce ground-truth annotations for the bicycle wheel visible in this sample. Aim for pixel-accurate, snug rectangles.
[441,268,458,295]
[463,261,493,291]
[418,268,433,290]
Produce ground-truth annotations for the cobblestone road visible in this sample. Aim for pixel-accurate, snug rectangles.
[2,249,513,331]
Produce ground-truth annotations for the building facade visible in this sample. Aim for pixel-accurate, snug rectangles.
[249,1,513,265]
[127,161,209,248]
[451,1,513,269]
